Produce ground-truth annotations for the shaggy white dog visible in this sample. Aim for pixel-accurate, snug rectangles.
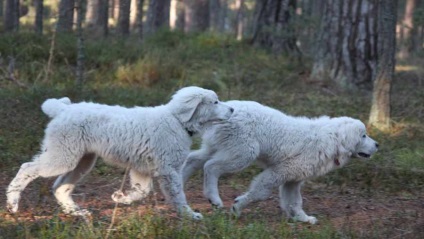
[183,100,379,224]
[6,86,234,220]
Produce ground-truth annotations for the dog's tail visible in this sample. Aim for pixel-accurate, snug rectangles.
[41,97,71,118]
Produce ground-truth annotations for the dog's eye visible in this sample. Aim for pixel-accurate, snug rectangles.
[362,135,366,138]
[214,101,218,104]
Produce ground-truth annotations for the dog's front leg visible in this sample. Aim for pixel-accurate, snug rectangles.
[279,181,317,224]
[157,169,203,220]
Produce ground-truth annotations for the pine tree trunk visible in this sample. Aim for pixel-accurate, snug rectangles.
[399,0,417,58]
[118,0,131,36]
[369,0,397,131]
[235,0,245,40]
[4,0,19,32]
[97,0,109,36]
[86,0,99,27]
[76,0,85,88]
[252,0,301,57]
[170,0,184,31]
[146,0,170,34]
[210,0,226,32]
[57,0,75,33]
[136,0,144,38]
[184,0,209,32]
[311,0,378,89]
[35,0,44,34]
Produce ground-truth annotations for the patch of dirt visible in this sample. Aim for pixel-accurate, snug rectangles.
[1,171,423,238]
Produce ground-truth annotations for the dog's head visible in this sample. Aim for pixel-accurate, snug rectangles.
[169,86,233,125]
[335,117,379,159]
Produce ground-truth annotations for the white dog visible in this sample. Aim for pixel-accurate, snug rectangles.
[183,100,378,224]
[6,86,234,220]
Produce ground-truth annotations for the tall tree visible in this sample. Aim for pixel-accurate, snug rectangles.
[210,0,226,32]
[86,0,99,27]
[399,0,417,58]
[252,0,301,57]
[369,0,398,131]
[170,0,184,30]
[118,0,131,36]
[4,0,19,32]
[310,0,378,89]
[35,0,44,34]
[136,0,145,38]
[57,0,75,33]
[97,0,109,36]
[184,0,209,32]
[76,0,85,87]
[146,0,170,34]
[235,0,245,40]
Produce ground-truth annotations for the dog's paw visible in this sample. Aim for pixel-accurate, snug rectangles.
[70,209,92,217]
[111,190,132,204]
[291,215,318,225]
[192,212,203,220]
[230,204,241,218]
[208,199,224,209]
[306,216,318,224]
[6,202,18,214]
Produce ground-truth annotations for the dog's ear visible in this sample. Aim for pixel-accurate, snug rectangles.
[173,95,203,123]
[336,120,361,152]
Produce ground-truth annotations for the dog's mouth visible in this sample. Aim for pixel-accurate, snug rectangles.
[357,152,371,158]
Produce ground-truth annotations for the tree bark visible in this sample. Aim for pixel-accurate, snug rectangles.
[57,0,75,33]
[170,0,184,30]
[252,0,301,57]
[35,0,44,34]
[136,0,144,38]
[76,0,85,88]
[311,0,378,89]
[184,0,209,32]
[235,0,245,40]
[210,0,226,32]
[85,0,99,27]
[4,0,19,32]
[146,0,170,34]
[369,0,398,131]
[118,0,131,36]
[399,0,416,58]
[97,0,109,36]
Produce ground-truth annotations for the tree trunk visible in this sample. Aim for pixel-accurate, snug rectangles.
[369,0,397,131]
[85,0,99,27]
[252,0,301,57]
[310,0,378,89]
[136,0,144,38]
[170,0,184,30]
[97,0,109,36]
[146,0,170,34]
[210,0,226,32]
[399,0,417,58]
[235,0,245,40]
[76,0,85,88]
[4,0,19,32]
[57,0,75,33]
[35,0,44,34]
[184,0,209,32]
[118,0,131,36]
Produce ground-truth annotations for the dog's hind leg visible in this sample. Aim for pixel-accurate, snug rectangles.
[203,144,259,208]
[6,152,77,214]
[231,168,282,217]
[182,147,213,184]
[279,181,317,224]
[52,153,97,216]
[112,169,152,204]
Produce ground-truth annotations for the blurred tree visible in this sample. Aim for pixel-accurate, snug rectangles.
[235,0,245,40]
[35,0,44,34]
[4,0,19,32]
[170,0,185,31]
[86,0,99,27]
[210,0,226,32]
[97,0,109,36]
[76,0,85,87]
[252,0,301,57]
[399,0,417,58]
[136,0,144,38]
[311,0,377,89]
[118,0,131,36]
[369,0,398,131]
[184,0,209,32]
[146,0,170,34]
[57,0,75,32]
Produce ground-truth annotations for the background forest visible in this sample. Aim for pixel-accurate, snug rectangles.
[0,0,423,238]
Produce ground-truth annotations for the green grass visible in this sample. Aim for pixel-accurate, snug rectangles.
[0,31,423,238]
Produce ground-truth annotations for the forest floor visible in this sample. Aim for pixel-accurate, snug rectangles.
[1,167,423,238]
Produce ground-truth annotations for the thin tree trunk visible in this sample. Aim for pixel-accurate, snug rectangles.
[97,0,109,36]
[136,0,144,38]
[57,0,75,33]
[184,0,209,32]
[235,0,245,40]
[35,0,44,34]
[76,0,85,88]
[369,0,398,131]
[86,0,99,27]
[170,0,184,30]
[118,0,131,36]
[146,0,170,34]
[4,0,19,32]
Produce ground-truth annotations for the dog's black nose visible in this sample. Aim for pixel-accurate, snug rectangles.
[375,143,379,148]
[230,107,234,113]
